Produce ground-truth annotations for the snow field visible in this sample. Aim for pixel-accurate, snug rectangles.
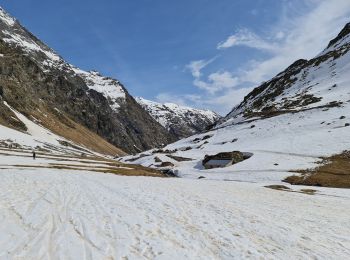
[0,169,349,259]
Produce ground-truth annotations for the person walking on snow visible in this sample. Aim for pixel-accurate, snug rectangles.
[32,150,36,160]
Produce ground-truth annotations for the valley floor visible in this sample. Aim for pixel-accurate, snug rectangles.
[0,165,349,259]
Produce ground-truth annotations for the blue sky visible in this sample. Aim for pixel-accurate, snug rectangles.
[1,0,350,114]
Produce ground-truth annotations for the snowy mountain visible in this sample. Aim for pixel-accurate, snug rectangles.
[136,97,220,138]
[123,22,350,187]
[0,7,176,154]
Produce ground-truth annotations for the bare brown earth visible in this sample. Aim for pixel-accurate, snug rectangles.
[284,151,350,188]
[11,164,165,177]
[0,147,166,177]
[265,185,318,195]
[31,106,127,157]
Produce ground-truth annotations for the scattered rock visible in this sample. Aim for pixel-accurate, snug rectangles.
[159,162,174,167]
[345,123,350,127]
[250,125,256,128]
[154,156,162,163]
[198,176,206,179]
[166,155,193,162]
[300,189,317,195]
[161,169,177,177]
[202,135,213,140]
[152,149,177,154]
[232,138,238,143]
[340,116,346,119]
[274,163,279,166]
[192,137,201,143]
[265,185,290,191]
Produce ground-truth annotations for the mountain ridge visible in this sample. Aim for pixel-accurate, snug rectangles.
[136,97,220,138]
[220,22,350,127]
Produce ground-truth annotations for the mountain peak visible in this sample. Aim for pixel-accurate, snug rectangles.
[327,22,350,49]
[136,97,220,138]
[0,6,16,27]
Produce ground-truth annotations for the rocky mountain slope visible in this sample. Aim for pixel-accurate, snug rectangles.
[136,97,220,138]
[0,7,176,155]
[221,23,350,127]
[123,23,350,187]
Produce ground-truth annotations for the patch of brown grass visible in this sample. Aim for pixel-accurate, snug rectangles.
[10,163,166,177]
[300,189,317,195]
[284,151,350,188]
[265,185,317,195]
[31,106,127,157]
[265,185,290,191]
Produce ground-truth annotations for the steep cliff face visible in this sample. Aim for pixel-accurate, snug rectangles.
[0,7,176,154]
[136,97,220,138]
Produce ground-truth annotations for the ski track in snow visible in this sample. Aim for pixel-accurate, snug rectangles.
[0,169,349,259]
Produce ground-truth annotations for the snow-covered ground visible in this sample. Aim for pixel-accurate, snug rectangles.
[122,102,350,183]
[0,168,349,259]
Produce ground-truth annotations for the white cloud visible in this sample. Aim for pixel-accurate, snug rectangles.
[193,71,239,94]
[204,87,253,114]
[237,0,350,84]
[185,57,217,78]
[217,28,277,51]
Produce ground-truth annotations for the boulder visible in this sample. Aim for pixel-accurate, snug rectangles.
[159,162,174,167]
[202,151,245,169]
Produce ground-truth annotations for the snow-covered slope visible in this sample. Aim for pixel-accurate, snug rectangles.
[123,23,350,184]
[0,101,101,156]
[222,23,350,127]
[136,97,220,138]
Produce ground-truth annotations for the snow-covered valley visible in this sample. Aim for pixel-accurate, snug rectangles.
[0,166,349,259]
[0,4,349,259]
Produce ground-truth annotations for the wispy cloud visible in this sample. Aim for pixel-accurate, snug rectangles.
[227,0,350,84]
[184,0,350,115]
[217,28,277,51]
[185,57,217,78]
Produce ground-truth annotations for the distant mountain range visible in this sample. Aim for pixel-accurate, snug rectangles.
[136,97,220,139]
